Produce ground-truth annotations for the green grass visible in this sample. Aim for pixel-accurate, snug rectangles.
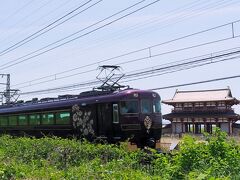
[0,129,239,179]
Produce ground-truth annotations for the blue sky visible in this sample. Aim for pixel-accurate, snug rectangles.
[0,0,239,116]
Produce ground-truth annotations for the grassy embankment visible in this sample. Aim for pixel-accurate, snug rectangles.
[0,129,239,179]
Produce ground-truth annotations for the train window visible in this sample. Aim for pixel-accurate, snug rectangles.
[113,104,119,123]
[18,115,28,125]
[56,112,70,124]
[120,101,138,114]
[153,100,161,113]
[29,114,41,125]
[42,113,55,125]
[0,116,8,126]
[9,116,18,126]
[141,99,152,114]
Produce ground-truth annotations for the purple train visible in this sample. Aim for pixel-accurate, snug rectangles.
[0,89,162,147]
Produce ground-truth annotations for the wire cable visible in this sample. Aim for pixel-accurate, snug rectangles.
[0,0,161,70]
[10,18,240,88]
[81,0,236,53]
[0,0,36,25]
[0,0,53,41]
[0,0,75,45]
[14,34,240,89]
[0,0,98,56]
[18,48,240,95]
[150,75,240,91]
[20,73,240,96]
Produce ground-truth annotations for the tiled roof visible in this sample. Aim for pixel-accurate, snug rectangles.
[163,111,239,119]
[163,88,237,104]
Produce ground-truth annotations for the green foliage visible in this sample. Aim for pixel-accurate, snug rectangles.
[0,129,240,179]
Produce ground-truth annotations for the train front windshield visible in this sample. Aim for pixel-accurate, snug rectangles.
[117,91,162,148]
[120,101,138,114]
[140,99,161,114]
[120,99,161,115]
[153,100,161,113]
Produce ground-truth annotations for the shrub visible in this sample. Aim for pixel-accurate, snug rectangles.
[0,129,239,179]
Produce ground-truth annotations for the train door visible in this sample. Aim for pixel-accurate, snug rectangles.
[112,103,121,141]
[97,103,112,139]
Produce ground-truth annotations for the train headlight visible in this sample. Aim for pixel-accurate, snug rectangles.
[133,93,138,98]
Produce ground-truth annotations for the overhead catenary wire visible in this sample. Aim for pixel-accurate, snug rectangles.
[20,73,240,97]
[0,0,53,42]
[65,0,210,53]
[84,0,237,52]
[18,47,240,95]
[123,49,240,78]
[3,0,228,57]
[121,54,240,84]
[17,69,97,89]
[150,75,240,91]
[12,35,240,91]
[11,18,240,88]
[16,45,240,90]
[59,54,240,90]
[28,0,232,66]
[57,56,240,95]
[12,35,240,90]
[117,35,240,66]
[114,0,240,45]
[10,1,240,98]
[0,0,100,56]
[0,0,36,25]
[0,0,161,70]
[0,0,76,45]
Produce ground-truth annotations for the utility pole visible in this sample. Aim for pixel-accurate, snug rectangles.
[0,74,19,105]
[5,74,10,104]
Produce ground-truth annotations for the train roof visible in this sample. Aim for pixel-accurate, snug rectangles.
[0,89,160,114]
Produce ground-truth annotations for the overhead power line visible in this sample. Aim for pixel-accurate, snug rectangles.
[123,48,240,79]
[117,35,240,66]
[115,0,239,45]
[0,0,76,45]
[150,75,240,91]
[18,47,240,95]
[20,73,240,97]
[13,39,240,90]
[89,0,237,52]
[20,59,240,95]
[77,0,239,56]
[17,69,96,89]
[11,18,240,88]
[122,54,240,84]
[0,0,100,57]
[14,42,240,90]
[0,0,161,70]
[0,0,53,42]
[0,0,36,25]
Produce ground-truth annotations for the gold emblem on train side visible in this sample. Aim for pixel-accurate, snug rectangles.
[144,116,152,133]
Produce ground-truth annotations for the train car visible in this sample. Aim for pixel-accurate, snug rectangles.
[0,89,162,147]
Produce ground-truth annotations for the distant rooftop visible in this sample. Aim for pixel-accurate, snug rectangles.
[163,88,239,104]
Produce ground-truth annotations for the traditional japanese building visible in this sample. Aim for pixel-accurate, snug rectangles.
[162,88,240,135]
